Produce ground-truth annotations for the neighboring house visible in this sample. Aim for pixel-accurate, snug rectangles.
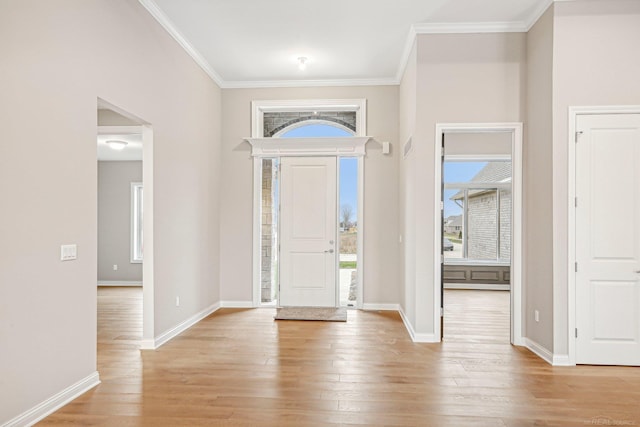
[444,215,462,234]
[451,162,511,261]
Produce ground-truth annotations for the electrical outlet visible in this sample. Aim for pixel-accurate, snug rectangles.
[534,310,540,322]
[175,296,180,307]
[113,264,118,271]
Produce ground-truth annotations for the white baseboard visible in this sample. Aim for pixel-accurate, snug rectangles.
[444,283,510,291]
[362,303,400,311]
[512,335,526,347]
[139,338,156,350]
[524,338,553,365]
[398,306,438,343]
[97,281,142,286]
[552,354,572,366]
[220,301,254,308]
[2,372,100,427]
[141,302,221,350]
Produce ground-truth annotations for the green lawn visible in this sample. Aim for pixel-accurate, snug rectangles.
[340,261,357,269]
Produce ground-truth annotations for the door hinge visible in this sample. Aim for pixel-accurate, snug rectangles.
[574,197,578,208]
[440,201,444,210]
[575,328,578,338]
[575,130,584,143]
[575,262,578,273]
[440,307,444,317]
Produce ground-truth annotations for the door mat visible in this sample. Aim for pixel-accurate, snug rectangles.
[275,307,347,322]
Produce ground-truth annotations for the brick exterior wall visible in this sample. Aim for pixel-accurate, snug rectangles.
[499,189,511,261]
[466,190,511,260]
[467,192,498,259]
[261,159,278,302]
[263,111,356,137]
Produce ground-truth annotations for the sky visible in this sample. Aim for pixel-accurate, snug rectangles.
[443,161,486,217]
[281,124,358,218]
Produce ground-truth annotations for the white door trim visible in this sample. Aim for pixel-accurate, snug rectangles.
[567,105,640,365]
[434,122,523,345]
[245,136,371,157]
[97,103,155,349]
[249,99,369,309]
[250,150,367,309]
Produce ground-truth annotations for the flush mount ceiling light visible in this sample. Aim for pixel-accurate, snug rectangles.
[297,56,308,71]
[106,140,128,150]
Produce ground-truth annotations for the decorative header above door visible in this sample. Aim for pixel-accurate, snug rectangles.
[244,137,371,157]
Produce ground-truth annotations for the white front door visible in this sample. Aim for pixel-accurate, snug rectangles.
[279,157,337,307]
[576,113,640,365]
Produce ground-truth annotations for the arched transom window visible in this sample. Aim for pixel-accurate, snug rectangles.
[278,122,354,138]
[252,99,366,138]
[264,111,356,137]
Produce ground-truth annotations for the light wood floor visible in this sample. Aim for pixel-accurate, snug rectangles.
[443,289,510,344]
[39,288,640,426]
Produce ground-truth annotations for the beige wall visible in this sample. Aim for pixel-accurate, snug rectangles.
[405,32,527,335]
[220,86,400,305]
[98,161,143,282]
[444,132,512,156]
[398,42,417,325]
[0,0,221,423]
[524,5,555,352]
[98,108,139,126]
[551,0,640,355]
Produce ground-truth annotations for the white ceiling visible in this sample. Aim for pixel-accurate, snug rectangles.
[142,0,552,88]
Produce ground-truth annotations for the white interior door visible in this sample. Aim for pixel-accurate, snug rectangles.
[279,157,337,307]
[576,113,640,365]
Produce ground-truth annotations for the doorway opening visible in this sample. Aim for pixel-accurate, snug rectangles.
[96,98,154,351]
[257,124,362,308]
[249,98,369,309]
[434,123,523,345]
[442,147,512,343]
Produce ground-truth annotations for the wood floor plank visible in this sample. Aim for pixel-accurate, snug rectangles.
[37,288,640,426]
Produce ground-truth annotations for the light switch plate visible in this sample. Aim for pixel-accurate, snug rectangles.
[382,141,390,154]
[61,244,77,261]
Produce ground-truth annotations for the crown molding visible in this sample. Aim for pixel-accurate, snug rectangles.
[394,26,418,84]
[413,21,529,34]
[141,0,557,90]
[394,0,557,87]
[524,0,554,31]
[222,77,398,89]
[139,0,396,89]
[138,0,225,86]
[394,21,529,86]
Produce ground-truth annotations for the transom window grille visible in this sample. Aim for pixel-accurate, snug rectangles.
[264,111,356,137]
